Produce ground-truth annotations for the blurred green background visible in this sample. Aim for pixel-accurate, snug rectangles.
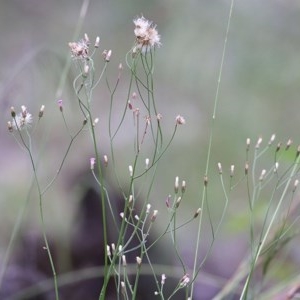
[1,0,300,297]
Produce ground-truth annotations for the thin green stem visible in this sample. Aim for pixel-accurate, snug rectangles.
[190,0,235,297]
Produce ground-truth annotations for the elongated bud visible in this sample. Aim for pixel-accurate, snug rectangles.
[175,197,182,208]
[128,195,133,206]
[121,281,126,295]
[268,134,276,145]
[129,165,133,177]
[90,157,96,170]
[151,210,158,222]
[146,203,151,214]
[7,121,13,132]
[166,195,171,208]
[255,137,263,149]
[179,274,190,287]
[174,176,179,193]
[103,49,112,62]
[276,142,281,152]
[293,179,299,192]
[204,175,208,187]
[181,180,186,193]
[93,118,99,126]
[194,208,201,218]
[11,106,16,118]
[161,274,166,285]
[246,138,251,150]
[107,245,111,257]
[297,145,300,158]
[94,36,100,48]
[122,255,127,267]
[39,105,45,118]
[230,165,235,177]
[145,158,150,169]
[83,64,89,77]
[58,99,63,112]
[84,33,90,45]
[245,162,249,175]
[259,169,266,181]
[217,162,222,174]
[136,256,142,266]
[103,155,108,167]
[286,139,293,151]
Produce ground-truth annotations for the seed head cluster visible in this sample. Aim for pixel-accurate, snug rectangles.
[133,16,161,54]
[10,105,33,131]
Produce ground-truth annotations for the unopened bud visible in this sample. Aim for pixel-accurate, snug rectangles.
[181,180,186,193]
[93,118,99,126]
[293,179,299,192]
[128,195,133,206]
[83,64,89,77]
[94,36,100,48]
[230,165,235,177]
[166,195,171,208]
[245,162,249,175]
[145,158,150,169]
[156,113,163,121]
[103,49,112,62]
[174,176,179,193]
[10,106,16,118]
[286,139,293,151]
[161,274,166,285]
[129,165,133,177]
[259,169,266,181]
[107,245,111,257]
[246,138,251,150]
[194,208,201,218]
[39,105,45,118]
[90,157,96,170]
[276,142,281,152]
[84,33,90,45]
[268,134,276,145]
[7,121,13,132]
[103,155,108,167]
[58,99,63,112]
[151,210,158,222]
[121,281,126,295]
[136,256,142,266]
[179,274,190,287]
[204,175,208,187]
[175,197,182,208]
[297,146,300,158]
[146,203,151,214]
[122,255,127,266]
[255,137,263,149]
[217,162,222,174]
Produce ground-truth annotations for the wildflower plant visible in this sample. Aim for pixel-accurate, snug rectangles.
[4,2,300,300]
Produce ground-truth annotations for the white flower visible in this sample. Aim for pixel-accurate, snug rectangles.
[133,16,161,54]
[175,115,186,125]
[12,106,33,130]
[68,39,89,59]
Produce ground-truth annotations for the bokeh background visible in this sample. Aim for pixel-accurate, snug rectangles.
[1,0,300,298]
